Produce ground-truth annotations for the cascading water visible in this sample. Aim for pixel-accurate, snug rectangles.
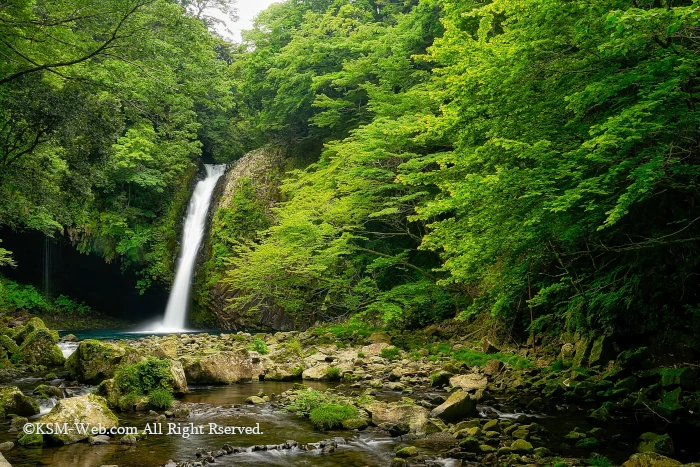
[158,164,226,331]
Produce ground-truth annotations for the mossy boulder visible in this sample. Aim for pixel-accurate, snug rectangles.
[0,335,19,355]
[0,348,10,369]
[180,350,257,384]
[36,394,118,444]
[342,417,369,430]
[32,384,62,399]
[368,401,429,435]
[510,439,534,454]
[637,432,674,457]
[430,390,477,421]
[622,453,682,467]
[12,317,48,344]
[17,432,43,446]
[0,386,39,418]
[65,339,140,383]
[429,371,452,387]
[18,328,64,366]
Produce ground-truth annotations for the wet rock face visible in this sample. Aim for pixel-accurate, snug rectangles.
[32,393,118,444]
[180,349,256,384]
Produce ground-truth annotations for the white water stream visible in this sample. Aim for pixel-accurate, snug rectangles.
[157,164,226,332]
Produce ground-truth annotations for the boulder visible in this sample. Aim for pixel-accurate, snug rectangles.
[360,343,391,357]
[17,328,64,366]
[622,453,682,467]
[484,360,504,376]
[0,441,13,452]
[302,363,331,380]
[430,371,452,387]
[180,350,255,384]
[483,341,500,354]
[510,439,534,454]
[168,359,188,395]
[153,340,178,359]
[368,401,429,435]
[0,386,39,418]
[66,340,140,383]
[265,363,303,381]
[12,317,48,344]
[637,432,674,457]
[35,394,118,444]
[449,374,487,394]
[430,390,477,421]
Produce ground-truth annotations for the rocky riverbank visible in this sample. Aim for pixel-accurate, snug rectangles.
[0,320,698,467]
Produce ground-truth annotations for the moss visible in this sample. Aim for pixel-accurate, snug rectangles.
[65,339,129,383]
[13,317,48,344]
[380,347,400,360]
[0,386,40,418]
[0,334,19,354]
[247,337,269,355]
[148,389,174,410]
[309,403,358,431]
[18,328,64,366]
[17,431,43,446]
[325,366,341,381]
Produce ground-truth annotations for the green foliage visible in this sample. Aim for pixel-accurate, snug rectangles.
[0,276,91,316]
[0,0,235,290]
[452,348,531,370]
[148,389,174,410]
[247,337,269,355]
[379,347,400,360]
[113,357,172,396]
[587,455,612,467]
[0,240,15,268]
[325,367,341,381]
[283,338,303,358]
[309,403,358,431]
[285,389,331,416]
[312,321,380,341]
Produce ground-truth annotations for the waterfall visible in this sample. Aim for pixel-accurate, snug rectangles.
[159,164,226,331]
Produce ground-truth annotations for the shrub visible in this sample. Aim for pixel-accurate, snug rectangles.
[53,295,91,315]
[357,351,366,358]
[248,337,269,355]
[380,347,400,360]
[309,403,358,431]
[325,367,341,381]
[285,389,330,416]
[148,389,174,410]
[117,392,141,411]
[284,338,303,358]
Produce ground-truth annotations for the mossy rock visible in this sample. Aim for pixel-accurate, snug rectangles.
[66,339,140,383]
[18,328,64,366]
[13,317,47,344]
[39,394,118,444]
[32,384,62,399]
[660,368,696,390]
[621,453,682,467]
[0,348,10,369]
[341,417,369,430]
[657,388,684,418]
[0,335,19,354]
[637,432,674,457]
[0,386,40,418]
[17,432,43,446]
[510,439,534,454]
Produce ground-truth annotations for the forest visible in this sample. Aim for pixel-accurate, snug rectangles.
[2,0,700,341]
